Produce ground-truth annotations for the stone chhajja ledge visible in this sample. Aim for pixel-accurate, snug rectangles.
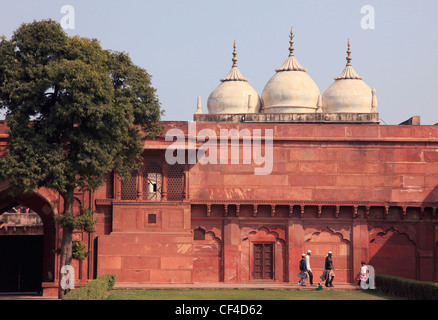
[189,200,437,220]
[96,198,437,220]
[193,112,379,124]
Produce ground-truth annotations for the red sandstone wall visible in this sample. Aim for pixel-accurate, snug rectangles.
[97,232,193,283]
[96,203,193,283]
[189,123,438,204]
[187,123,438,283]
[1,121,437,288]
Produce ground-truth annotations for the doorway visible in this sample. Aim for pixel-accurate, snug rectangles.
[0,235,44,293]
[253,243,274,280]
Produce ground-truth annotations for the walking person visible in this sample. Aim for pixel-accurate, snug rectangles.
[297,253,308,286]
[324,251,335,287]
[305,250,316,286]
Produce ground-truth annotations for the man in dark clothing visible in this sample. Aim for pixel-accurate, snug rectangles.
[298,253,308,286]
[324,251,335,287]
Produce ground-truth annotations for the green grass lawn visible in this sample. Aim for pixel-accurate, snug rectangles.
[105,288,400,300]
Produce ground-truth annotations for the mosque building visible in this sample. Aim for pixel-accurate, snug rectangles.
[0,29,437,296]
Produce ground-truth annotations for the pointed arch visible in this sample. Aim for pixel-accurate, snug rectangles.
[243,226,282,242]
[369,226,416,245]
[241,225,287,282]
[305,226,350,245]
[0,183,57,292]
[304,225,351,283]
[369,226,417,279]
[192,226,222,282]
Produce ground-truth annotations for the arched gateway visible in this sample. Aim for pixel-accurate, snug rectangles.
[0,182,57,294]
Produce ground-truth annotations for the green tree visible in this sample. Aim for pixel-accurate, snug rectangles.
[0,20,162,298]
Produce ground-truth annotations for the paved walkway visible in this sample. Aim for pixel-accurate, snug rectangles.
[0,293,59,300]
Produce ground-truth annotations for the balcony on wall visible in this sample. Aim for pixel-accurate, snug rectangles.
[118,162,186,202]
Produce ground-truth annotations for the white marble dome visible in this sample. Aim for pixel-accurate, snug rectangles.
[207,80,261,114]
[207,42,261,114]
[261,67,321,113]
[322,40,377,113]
[261,29,321,113]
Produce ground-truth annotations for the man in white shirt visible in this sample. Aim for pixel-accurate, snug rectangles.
[305,250,316,287]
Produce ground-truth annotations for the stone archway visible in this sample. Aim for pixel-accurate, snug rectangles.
[242,227,287,282]
[305,227,351,283]
[369,227,417,279]
[0,182,57,293]
[192,226,222,282]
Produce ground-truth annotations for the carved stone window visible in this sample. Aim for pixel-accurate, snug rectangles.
[120,173,137,200]
[167,164,184,201]
[143,162,162,201]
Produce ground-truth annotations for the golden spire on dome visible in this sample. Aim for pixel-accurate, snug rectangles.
[289,27,295,56]
[346,39,352,66]
[275,27,307,72]
[334,39,364,80]
[220,41,249,82]
[232,40,238,67]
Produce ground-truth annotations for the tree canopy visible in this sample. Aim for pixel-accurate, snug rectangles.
[0,19,162,297]
[0,19,162,196]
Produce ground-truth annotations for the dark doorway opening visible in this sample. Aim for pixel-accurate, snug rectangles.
[0,235,43,293]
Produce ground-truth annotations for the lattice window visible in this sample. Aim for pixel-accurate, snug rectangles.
[167,164,184,201]
[143,162,162,201]
[120,173,137,200]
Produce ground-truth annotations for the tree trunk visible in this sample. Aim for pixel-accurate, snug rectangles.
[58,188,75,299]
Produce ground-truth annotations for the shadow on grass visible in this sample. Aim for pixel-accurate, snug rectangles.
[359,289,407,300]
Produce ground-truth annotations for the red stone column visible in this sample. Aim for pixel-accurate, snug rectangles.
[137,172,143,200]
[161,164,168,201]
[417,220,434,281]
[223,217,240,283]
[352,216,369,283]
[287,219,304,283]
[183,164,188,200]
[435,213,438,282]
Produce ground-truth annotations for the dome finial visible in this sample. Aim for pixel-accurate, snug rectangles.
[275,27,306,72]
[346,39,352,66]
[220,41,249,82]
[289,27,295,56]
[334,39,363,80]
[232,40,238,67]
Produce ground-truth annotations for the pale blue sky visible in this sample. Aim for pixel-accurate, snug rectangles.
[1,0,437,124]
